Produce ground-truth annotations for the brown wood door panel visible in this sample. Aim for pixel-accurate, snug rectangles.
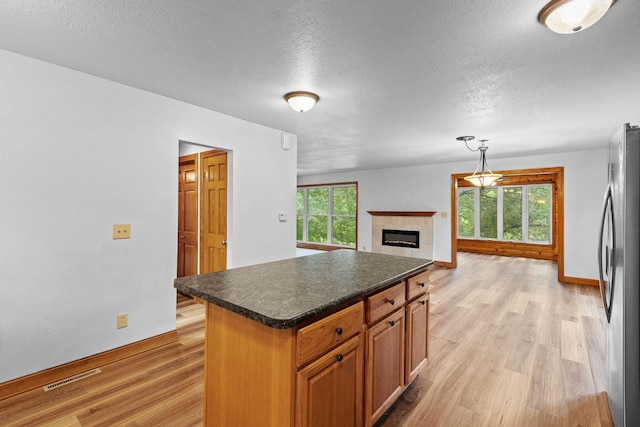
[296,335,364,427]
[178,154,198,277]
[405,295,429,384]
[365,309,405,426]
[200,150,227,274]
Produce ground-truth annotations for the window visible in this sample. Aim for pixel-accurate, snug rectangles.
[457,184,551,243]
[297,183,357,248]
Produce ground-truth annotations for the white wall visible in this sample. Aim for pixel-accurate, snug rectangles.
[298,148,608,280]
[0,49,297,383]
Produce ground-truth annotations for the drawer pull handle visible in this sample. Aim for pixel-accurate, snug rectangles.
[389,320,395,327]
[388,299,395,305]
[336,354,343,362]
[420,300,426,305]
[419,282,425,287]
[335,327,343,335]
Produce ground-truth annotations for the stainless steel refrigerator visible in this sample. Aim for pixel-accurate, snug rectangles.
[598,123,640,426]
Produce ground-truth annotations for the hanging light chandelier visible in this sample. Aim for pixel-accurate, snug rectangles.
[458,136,502,188]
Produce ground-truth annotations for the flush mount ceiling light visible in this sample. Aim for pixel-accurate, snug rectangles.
[284,91,319,112]
[538,0,616,34]
[458,136,503,188]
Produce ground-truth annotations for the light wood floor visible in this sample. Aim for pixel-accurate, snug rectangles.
[0,253,611,426]
[376,253,611,427]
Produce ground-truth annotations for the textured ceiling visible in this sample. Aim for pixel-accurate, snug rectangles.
[0,1,638,175]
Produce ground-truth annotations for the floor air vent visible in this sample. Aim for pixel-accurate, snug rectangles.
[43,368,102,391]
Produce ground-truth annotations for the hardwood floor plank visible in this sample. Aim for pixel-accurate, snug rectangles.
[479,368,531,427]
[560,319,589,363]
[528,344,565,417]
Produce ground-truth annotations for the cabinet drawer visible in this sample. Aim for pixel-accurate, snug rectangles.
[406,270,429,301]
[367,282,405,325]
[297,302,364,367]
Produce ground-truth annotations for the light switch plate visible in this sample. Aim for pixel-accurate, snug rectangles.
[112,224,131,239]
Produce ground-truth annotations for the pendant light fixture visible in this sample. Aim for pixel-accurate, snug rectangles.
[458,136,502,188]
[538,0,616,34]
[284,91,319,112]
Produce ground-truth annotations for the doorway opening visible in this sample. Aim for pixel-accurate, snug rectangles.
[450,166,567,283]
[177,142,229,284]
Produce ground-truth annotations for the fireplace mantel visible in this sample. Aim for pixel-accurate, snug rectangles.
[368,211,436,217]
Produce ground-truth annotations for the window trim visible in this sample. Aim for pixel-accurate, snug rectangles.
[297,181,358,250]
[457,184,553,244]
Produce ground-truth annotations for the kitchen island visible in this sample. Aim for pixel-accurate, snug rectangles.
[175,250,432,427]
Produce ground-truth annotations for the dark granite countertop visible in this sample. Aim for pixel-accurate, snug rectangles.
[174,250,432,329]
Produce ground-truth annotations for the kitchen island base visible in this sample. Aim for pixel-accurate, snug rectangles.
[174,251,432,427]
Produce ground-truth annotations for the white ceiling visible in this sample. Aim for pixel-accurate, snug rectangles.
[1,1,638,175]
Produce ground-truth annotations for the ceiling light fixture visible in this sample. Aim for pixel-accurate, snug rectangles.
[284,91,319,112]
[538,0,616,34]
[458,136,503,188]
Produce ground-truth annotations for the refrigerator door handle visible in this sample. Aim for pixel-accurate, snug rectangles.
[597,184,615,322]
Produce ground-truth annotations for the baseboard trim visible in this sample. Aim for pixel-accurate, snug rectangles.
[0,330,177,401]
[433,261,454,268]
[560,276,599,287]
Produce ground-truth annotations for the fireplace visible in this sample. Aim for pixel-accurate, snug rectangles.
[382,229,419,249]
[369,211,435,260]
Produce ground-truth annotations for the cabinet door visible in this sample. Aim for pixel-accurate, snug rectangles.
[405,295,429,384]
[296,335,364,427]
[365,309,405,426]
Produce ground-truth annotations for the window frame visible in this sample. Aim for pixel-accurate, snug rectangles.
[297,182,358,250]
[457,184,553,244]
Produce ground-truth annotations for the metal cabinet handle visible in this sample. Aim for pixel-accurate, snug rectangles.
[221,240,227,246]
[388,320,395,327]
[336,354,343,362]
[335,327,343,335]
[388,299,395,305]
[418,282,425,287]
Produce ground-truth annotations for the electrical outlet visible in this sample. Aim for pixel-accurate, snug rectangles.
[117,313,128,329]
[112,224,131,239]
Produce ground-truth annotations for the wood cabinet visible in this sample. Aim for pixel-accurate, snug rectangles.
[297,302,364,367]
[364,271,430,427]
[406,270,429,301]
[296,302,365,427]
[365,308,405,425]
[202,268,429,427]
[296,335,364,427]
[405,294,429,384]
[366,282,406,324]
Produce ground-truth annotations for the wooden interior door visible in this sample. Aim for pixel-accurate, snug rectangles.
[177,154,198,277]
[200,150,227,273]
